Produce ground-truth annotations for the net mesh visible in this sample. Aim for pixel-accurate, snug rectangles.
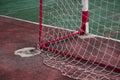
[40,0,120,79]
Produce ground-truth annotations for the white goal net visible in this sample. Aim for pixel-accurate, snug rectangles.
[39,0,120,80]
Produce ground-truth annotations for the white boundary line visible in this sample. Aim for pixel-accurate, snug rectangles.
[94,35,120,42]
[0,15,119,42]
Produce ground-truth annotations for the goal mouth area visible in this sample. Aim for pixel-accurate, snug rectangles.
[39,24,120,73]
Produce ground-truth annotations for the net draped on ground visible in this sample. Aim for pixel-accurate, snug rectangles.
[40,0,120,80]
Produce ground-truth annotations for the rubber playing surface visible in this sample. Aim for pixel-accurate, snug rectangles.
[0,16,75,80]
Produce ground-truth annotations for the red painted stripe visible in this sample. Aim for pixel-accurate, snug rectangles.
[80,11,89,33]
[82,11,89,23]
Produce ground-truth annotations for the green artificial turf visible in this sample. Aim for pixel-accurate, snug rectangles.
[0,0,39,22]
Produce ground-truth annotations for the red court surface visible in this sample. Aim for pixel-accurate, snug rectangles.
[0,16,120,80]
[0,16,75,80]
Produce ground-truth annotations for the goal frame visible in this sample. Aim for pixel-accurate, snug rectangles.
[39,0,120,73]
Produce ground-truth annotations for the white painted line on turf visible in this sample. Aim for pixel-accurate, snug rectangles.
[94,35,120,42]
[78,34,120,42]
